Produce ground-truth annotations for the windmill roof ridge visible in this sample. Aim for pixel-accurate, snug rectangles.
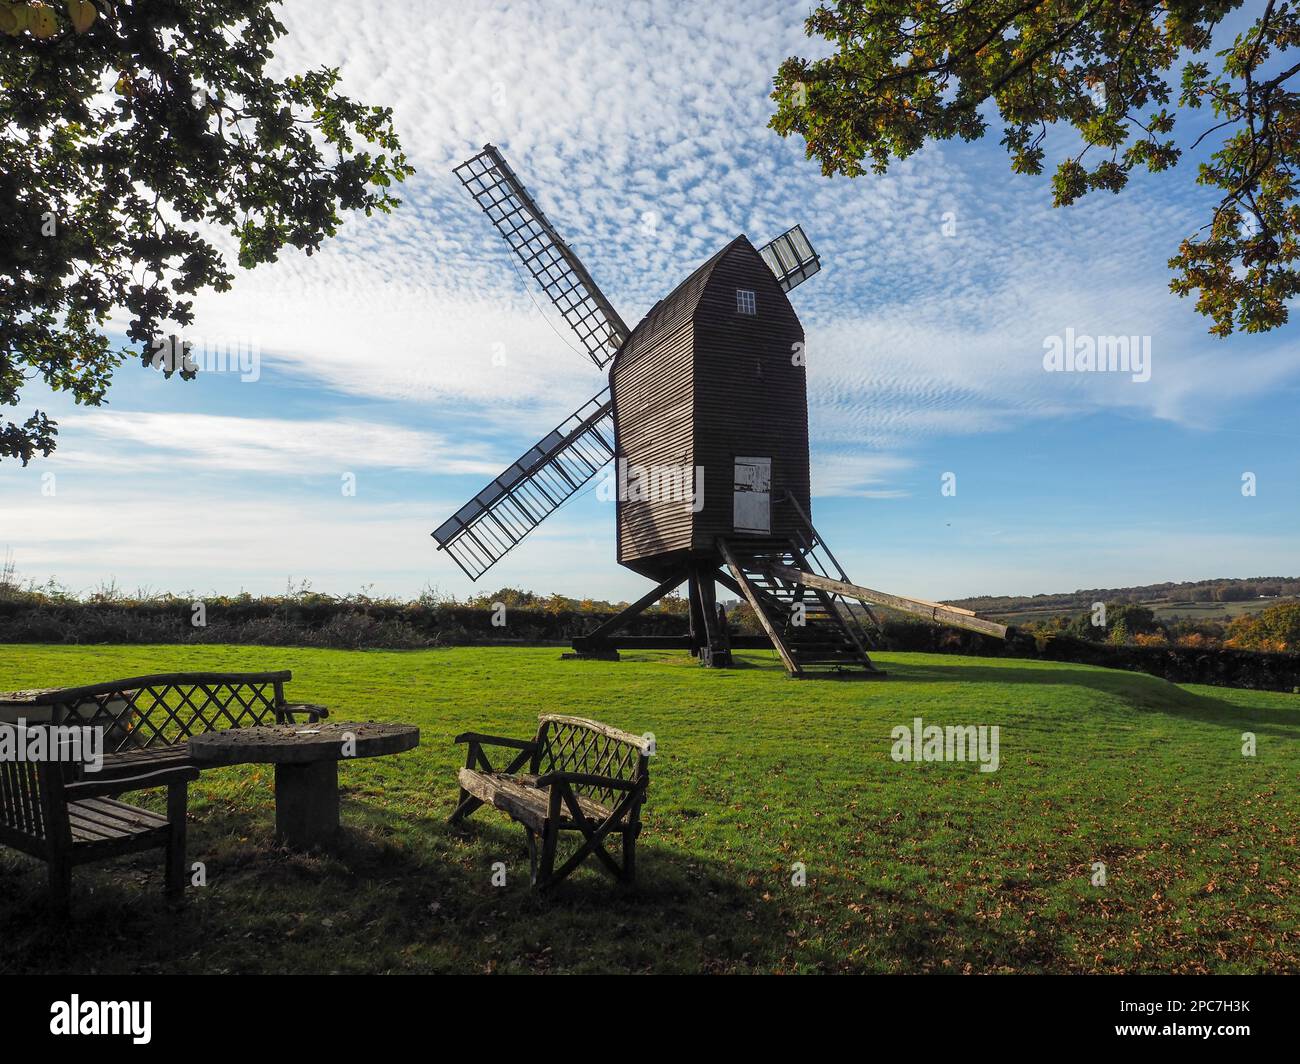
[612,234,754,372]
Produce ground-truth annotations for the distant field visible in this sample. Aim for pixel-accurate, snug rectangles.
[1149,598,1291,621]
[986,597,1294,625]
[1,644,1296,974]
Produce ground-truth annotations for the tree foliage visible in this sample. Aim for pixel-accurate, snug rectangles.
[1104,602,1160,643]
[1226,599,1300,650]
[1,1,413,463]
[771,1,1300,336]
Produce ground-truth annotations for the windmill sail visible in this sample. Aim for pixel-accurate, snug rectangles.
[432,389,615,580]
[454,144,629,367]
[758,224,821,292]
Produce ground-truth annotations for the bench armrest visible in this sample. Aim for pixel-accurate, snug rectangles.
[453,732,536,751]
[63,764,200,801]
[277,703,328,723]
[535,771,640,792]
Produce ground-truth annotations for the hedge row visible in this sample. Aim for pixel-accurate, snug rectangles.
[0,601,1295,692]
[1035,633,1300,692]
[0,601,685,650]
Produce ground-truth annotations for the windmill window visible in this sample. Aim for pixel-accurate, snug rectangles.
[736,289,757,315]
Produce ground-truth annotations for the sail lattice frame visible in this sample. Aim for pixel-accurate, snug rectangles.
[432,390,616,580]
[454,145,629,367]
[758,224,821,293]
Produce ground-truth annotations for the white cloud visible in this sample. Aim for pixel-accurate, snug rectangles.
[55,411,502,476]
[2,490,443,595]
[0,481,645,601]
[812,453,915,499]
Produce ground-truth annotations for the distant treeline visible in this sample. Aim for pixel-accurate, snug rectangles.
[948,576,1300,613]
[1002,599,1300,656]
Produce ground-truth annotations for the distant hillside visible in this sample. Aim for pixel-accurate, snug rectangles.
[947,577,1300,623]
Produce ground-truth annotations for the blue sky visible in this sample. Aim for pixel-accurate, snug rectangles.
[1,0,1297,603]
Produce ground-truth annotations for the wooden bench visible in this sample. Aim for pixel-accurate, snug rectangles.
[449,715,651,889]
[19,671,327,775]
[0,724,198,909]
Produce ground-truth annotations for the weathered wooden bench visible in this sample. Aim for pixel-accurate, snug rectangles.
[449,714,651,889]
[16,671,327,775]
[0,723,198,909]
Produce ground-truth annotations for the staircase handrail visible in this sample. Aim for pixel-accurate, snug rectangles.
[775,491,881,641]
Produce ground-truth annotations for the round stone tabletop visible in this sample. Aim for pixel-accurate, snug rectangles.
[0,689,60,705]
[188,721,419,766]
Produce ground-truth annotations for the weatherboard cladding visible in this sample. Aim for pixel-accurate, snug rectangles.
[611,236,810,575]
[612,318,695,570]
[692,238,809,547]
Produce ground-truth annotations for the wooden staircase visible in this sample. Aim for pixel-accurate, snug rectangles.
[718,537,882,677]
[569,492,1006,675]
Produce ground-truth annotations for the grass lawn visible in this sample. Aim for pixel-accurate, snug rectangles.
[1,644,1296,974]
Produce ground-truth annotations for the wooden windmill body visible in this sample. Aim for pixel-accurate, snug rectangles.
[433,146,1006,676]
[612,235,809,577]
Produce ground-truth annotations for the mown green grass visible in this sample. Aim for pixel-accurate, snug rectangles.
[1,644,1296,974]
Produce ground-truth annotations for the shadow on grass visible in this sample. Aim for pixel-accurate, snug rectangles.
[0,798,1068,974]
[619,651,775,671]
[880,658,1300,736]
[791,669,892,682]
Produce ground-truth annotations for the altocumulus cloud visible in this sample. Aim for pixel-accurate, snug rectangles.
[127,0,1300,493]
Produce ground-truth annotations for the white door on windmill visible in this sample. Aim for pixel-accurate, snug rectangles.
[733,457,771,534]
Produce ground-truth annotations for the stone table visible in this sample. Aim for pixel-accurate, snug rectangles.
[188,722,419,849]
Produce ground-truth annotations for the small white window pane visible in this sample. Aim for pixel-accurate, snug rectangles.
[736,289,756,314]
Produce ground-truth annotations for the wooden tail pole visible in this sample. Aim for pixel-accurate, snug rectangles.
[765,565,1009,640]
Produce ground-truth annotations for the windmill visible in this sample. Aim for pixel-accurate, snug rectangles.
[432,144,1007,676]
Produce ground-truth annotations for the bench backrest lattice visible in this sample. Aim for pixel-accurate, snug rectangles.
[0,723,200,907]
[0,726,88,845]
[532,715,651,807]
[0,731,46,842]
[33,672,294,753]
[0,725,89,844]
